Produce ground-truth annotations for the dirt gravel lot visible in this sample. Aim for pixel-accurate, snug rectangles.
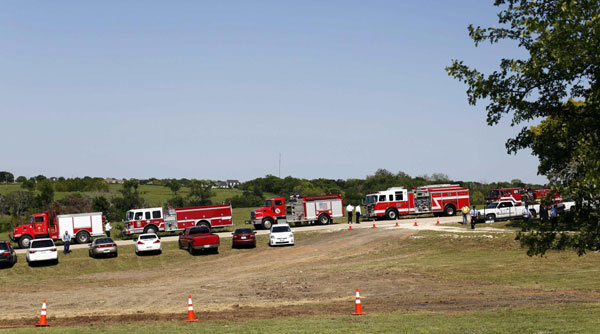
[1,219,597,328]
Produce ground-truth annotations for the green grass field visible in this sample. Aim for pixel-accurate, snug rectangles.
[0,183,249,206]
[1,230,599,333]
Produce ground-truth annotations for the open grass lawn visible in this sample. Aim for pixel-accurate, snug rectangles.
[1,229,599,332]
[0,183,249,206]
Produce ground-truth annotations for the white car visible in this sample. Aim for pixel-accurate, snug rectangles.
[269,224,294,246]
[26,239,59,265]
[135,233,162,255]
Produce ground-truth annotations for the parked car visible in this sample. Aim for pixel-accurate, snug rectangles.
[88,237,118,258]
[232,228,256,248]
[178,226,220,255]
[26,239,58,265]
[135,233,162,255]
[269,224,294,247]
[0,241,17,268]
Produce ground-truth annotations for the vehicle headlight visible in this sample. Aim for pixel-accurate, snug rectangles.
[289,234,293,238]
[270,235,275,239]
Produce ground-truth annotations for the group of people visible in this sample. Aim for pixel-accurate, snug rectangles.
[346,204,362,224]
[59,220,112,255]
[461,202,560,231]
[460,204,479,230]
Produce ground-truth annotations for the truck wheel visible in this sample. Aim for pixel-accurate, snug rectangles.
[188,244,194,255]
[19,235,33,249]
[196,221,210,229]
[178,240,183,249]
[76,231,90,244]
[444,205,456,216]
[144,225,158,234]
[385,209,398,221]
[530,209,537,218]
[486,214,496,223]
[318,214,330,225]
[262,218,273,230]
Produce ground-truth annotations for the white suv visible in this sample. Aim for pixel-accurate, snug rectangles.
[269,224,294,246]
[26,239,59,265]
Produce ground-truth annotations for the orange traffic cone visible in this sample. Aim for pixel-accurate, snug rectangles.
[436,218,440,225]
[35,299,49,327]
[349,225,352,230]
[352,288,366,315]
[372,223,376,228]
[413,220,418,226]
[395,222,399,227]
[186,295,198,322]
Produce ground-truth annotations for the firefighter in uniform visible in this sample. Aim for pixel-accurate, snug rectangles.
[346,204,354,224]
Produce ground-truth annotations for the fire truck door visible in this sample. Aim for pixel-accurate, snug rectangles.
[273,199,285,218]
[34,216,48,235]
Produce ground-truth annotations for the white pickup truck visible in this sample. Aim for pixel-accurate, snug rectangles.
[478,201,540,223]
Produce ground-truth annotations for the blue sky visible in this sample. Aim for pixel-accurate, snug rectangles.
[0,1,546,183]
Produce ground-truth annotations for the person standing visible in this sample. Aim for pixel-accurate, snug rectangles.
[540,203,549,225]
[550,204,558,229]
[470,206,478,230]
[346,203,354,224]
[522,204,531,231]
[105,220,112,238]
[355,204,361,224]
[62,230,71,254]
[461,204,470,225]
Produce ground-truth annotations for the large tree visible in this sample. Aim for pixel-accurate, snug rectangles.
[447,0,600,255]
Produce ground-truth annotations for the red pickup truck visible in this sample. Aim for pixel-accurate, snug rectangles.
[178,226,220,255]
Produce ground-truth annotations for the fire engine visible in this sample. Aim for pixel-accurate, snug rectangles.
[122,204,233,235]
[246,194,344,229]
[365,184,470,220]
[485,187,562,205]
[9,211,104,248]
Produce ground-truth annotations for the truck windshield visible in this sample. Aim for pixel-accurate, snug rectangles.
[265,200,273,207]
[485,202,499,209]
[365,195,378,204]
[126,211,133,221]
[28,216,34,224]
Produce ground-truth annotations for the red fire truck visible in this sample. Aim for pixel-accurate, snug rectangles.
[365,184,470,220]
[485,187,562,205]
[246,194,344,229]
[9,211,104,248]
[122,204,233,235]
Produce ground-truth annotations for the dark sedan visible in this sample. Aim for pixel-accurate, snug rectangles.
[232,228,256,248]
[88,237,118,258]
[0,241,17,268]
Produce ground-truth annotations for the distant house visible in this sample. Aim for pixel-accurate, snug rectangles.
[104,178,125,184]
[213,181,228,189]
[227,180,240,189]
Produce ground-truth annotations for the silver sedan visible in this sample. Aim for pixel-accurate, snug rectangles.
[88,237,118,258]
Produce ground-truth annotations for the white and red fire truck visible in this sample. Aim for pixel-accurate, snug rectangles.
[246,194,344,229]
[9,211,104,248]
[485,187,562,205]
[365,184,470,220]
[122,204,233,235]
